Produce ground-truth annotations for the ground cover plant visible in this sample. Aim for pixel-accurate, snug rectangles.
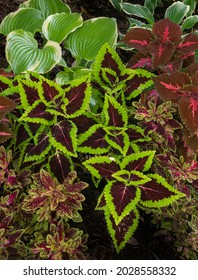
[0,0,198,260]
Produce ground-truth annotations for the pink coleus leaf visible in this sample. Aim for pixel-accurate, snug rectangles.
[148,39,175,68]
[176,33,198,54]
[122,28,153,54]
[179,94,198,135]
[152,18,182,43]
[153,72,191,101]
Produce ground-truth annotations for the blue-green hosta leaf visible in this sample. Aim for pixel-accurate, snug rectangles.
[104,180,141,224]
[6,30,62,74]
[42,13,83,43]
[20,0,71,19]
[109,0,123,11]
[164,1,190,24]
[65,17,118,61]
[139,173,185,208]
[0,8,44,35]
[104,206,139,253]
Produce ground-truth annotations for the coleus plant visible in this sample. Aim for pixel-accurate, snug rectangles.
[122,18,198,73]
[153,62,198,153]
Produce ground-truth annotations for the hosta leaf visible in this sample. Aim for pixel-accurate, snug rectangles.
[65,17,118,61]
[121,151,155,172]
[42,13,83,43]
[20,0,71,19]
[164,1,189,24]
[0,8,44,35]
[139,173,185,208]
[153,72,191,101]
[112,170,151,186]
[179,93,198,135]
[77,124,109,154]
[24,133,51,162]
[49,120,77,157]
[122,28,153,54]
[120,3,154,24]
[64,76,92,118]
[105,180,140,224]
[6,30,62,74]
[83,156,120,179]
[48,152,73,183]
[182,15,198,30]
[94,43,125,87]
[104,207,139,253]
[102,94,128,127]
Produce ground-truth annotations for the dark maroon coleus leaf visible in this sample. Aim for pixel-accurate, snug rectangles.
[25,133,50,158]
[49,153,72,183]
[176,33,198,55]
[79,126,108,150]
[101,51,121,76]
[106,133,126,150]
[27,102,54,122]
[72,114,96,134]
[123,74,149,99]
[91,161,120,179]
[108,181,138,216]
[106,101,126,127]
[42,80,60,102]
[21,83,40,105]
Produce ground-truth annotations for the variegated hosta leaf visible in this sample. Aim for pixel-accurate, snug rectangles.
[6,30,62,74]
[20,0,71,19]
[104,207,139,253]
[65,17,118,61]
[165,1,189,24]
[42,13,83,43]
[0,8,44,35]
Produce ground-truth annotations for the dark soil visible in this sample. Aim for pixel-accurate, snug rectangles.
[0,0,183,260]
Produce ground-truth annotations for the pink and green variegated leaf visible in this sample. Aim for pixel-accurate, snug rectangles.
[153,72,191,101]
[35,169,55,190]
[21,195,47,211]
[139,173,185,208]
[102,94,128,127]
[112,170,151,186]
[0,95,16,118]
[179,93,198,135]
[122,28,153,54]
[83,156,120,180]
[49,152,73,183]
[19,101,55,124]
[49,120,77,157]
[121,151,155,172]
[64,171,88,192]
[77,124,109,154]
[104,180,140,224]
[104,207,139,253]
[152,18,182,43]
[176,33,198,54]
[63,76,91,118]
[24,133,52,162]
[148,40,175,68]
[94,43,125,87]
[105,131,130,156]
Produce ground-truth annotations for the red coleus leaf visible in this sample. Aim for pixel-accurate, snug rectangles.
[0,96,16,118]
[0,69,15,77]
[0,124,14,143]
[152,18,182,44]
[179,94,198,135]
[122,28,153,54]
[6,190,19,206]
[148,39,175,68]
[176,33,198,54]
[153,72,191,101]
[127,52,152,69]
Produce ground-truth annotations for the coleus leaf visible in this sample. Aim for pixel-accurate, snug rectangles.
[0,124,14,144]
[63,75,92,118]
[0,96,16,119]
[18,79,40,107]
[105,131,130,156]
[77,124,109,154]
[83,156,120,180]
[176,33,198,54]
[104,180,141,224]
[104,206,139,253]
[102,94,128,127]
[49,120,77,157]
[121,151,155,172]
[112,170,151,186]
[139,173,185,208]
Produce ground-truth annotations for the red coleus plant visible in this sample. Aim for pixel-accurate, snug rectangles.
[122,18,198,73]
[153,63,198,151]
